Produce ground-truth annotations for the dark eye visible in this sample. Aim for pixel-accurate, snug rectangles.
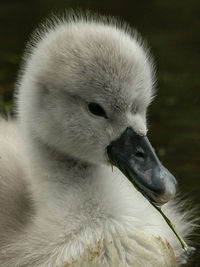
[88,102,108,119]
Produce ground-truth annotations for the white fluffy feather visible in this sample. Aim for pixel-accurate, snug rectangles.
[0,14,194,266]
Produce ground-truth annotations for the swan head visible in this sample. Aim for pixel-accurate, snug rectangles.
[17,18,177,205]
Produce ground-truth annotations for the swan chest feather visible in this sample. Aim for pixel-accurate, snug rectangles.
[35,217,177,267]
[27,174,178,267]
[61,231,176,267]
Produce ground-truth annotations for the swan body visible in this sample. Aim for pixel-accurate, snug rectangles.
[0,15,193,266]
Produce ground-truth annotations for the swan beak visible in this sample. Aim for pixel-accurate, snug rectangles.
[107,127,177,206]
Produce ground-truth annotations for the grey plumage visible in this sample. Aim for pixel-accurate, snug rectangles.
[0,14,194,266]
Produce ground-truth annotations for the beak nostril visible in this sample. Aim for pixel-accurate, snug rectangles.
[135,151,145,158]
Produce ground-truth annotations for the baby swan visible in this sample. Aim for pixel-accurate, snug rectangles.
[0,15,193,266]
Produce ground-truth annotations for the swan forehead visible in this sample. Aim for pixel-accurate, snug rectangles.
[35,22,154,110]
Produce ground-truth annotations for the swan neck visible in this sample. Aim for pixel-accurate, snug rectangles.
[24,135,99,217]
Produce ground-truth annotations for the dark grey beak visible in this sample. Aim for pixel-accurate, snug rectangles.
[107,127,177,206]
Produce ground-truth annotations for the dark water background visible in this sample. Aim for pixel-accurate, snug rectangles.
[0,0,199,265]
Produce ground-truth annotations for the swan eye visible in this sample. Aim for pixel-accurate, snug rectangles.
[88,103,108,119]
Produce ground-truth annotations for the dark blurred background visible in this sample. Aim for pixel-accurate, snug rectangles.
[0,0,199,265]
